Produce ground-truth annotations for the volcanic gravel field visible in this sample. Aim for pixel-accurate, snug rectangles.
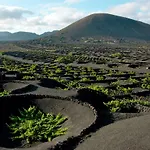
[1,43,150,150]
[0,80,150,150]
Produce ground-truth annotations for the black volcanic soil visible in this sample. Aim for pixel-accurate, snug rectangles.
[0,96,96,150]
[3,82,29,91]
[2,82,38,94]
[1,81,77,97]
[75,114,150,150]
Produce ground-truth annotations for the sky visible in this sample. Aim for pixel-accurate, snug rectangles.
[0,0,150,34]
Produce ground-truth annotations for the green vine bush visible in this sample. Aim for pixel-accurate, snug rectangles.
[104,99,150,112]
[87,85,109,95]
[141,77,150,89]
[7,106,68,144]
[0,90,10,97]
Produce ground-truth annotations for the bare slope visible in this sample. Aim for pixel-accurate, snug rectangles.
[57,13,150,40]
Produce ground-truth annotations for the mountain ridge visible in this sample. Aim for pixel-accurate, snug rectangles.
[0,31,58,41]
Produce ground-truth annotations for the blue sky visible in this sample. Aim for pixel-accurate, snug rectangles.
[0,0,133,12]
[0,0,150,34]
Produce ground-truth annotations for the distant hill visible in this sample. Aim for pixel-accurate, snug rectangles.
[0,31,58,41]
[0,32,39,41]
[0,32,12,37]
[56,13,150,41]
[40,30,58,37]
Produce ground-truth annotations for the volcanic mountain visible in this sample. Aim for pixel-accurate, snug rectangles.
[56,13,150,41]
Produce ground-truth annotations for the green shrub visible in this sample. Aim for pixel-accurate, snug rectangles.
[22,76,35,80]
[50,76,66,84]
[65,81,82,89]
[127,77,139,84]
[104,99,150,112]
[55,68,63,74]
[110,52,122,58]
[96,75,104,81]
[110,86,133,96]
[80,77,90,82]
[141,84,150,89]
[117,86,132,94]
[0,90,10,97]
[110,80,120,87]
[87,85,109,95]
[54,55,74,64]
[141,77,150,89]
[7,106,68,144]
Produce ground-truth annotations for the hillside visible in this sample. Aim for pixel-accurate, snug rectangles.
[40,30,58,37]
[56,13,150,41]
